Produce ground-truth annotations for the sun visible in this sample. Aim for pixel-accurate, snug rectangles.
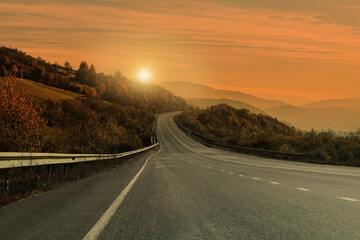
[137,69,152,83]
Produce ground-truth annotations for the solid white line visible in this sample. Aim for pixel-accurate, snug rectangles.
[269,182,280,185]
[237,174,244,177]
[228,172,234,174]
[252,178,260,180]
[340,197,358,202]
[296,187,309,191]
[83,148,163,240]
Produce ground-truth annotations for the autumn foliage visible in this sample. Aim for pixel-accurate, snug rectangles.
[0,46,186,154]
[177,104,360,165]
[0,77,45,152]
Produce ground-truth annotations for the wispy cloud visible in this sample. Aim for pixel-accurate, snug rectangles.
[1,0,360,104]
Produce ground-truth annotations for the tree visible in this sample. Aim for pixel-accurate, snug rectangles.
[10,65,18,77]
[75,61,89,84]
[19,67,24,79]
[0,77,45,152]
[0,65,7,76]
[33,65,45,82]
[88,64,98,87]
[0,55,9,66]
[85,87,97,98]
[64,61,72,78]
[96,81,106,96]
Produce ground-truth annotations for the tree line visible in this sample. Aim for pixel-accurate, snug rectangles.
[0,47,186,153]
[177,104,360,165]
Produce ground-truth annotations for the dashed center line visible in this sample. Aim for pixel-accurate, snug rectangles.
[182,155,358,205]
[269,182,280,185]
[340,197,358,202]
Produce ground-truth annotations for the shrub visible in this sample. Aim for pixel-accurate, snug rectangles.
[0,77,45,152]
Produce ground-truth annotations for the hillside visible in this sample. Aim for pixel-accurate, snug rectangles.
[266,105,360,132]
[186,98,264,114]
[20,78,80,100]
[301,97,360,109]
[159,81,360,132]
[177,104,360,165]
[177,104,297,147]
[0,46,186,153]
[158,81,286,109]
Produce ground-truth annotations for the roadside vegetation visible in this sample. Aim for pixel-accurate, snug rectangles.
[0,47,186,154]
[176,104,360,166]
[0,46,184,206]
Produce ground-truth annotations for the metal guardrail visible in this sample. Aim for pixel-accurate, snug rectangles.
[190,131,307,159]
[173,115,307,159]
[210,141,307,158]
[0,143,159,169]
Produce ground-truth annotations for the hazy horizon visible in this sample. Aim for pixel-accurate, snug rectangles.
[158,80,360,106]
[1,0,360,104]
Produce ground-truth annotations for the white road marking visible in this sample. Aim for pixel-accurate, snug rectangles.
[164,119,360,177]
[83,148,163,240]
[221,170,226,172]
[252,178,260,180]
[159,115,360,210]
[340,197,358,202]
[269,182,280,185]
[228,172,234,174]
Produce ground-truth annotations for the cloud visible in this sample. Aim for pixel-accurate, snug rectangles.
[1,1,359,63]
[1,0,360,103]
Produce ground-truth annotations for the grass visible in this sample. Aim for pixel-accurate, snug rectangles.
[19,78,81,100]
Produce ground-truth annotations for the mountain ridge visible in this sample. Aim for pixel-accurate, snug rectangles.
[186,97,264,114]
[302,97,360,109]
[158,81,287,109]
[266,104,360,132]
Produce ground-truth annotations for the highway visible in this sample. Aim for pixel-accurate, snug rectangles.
[1,112,360,239]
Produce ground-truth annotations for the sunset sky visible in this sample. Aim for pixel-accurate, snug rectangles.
[1,0,360,104]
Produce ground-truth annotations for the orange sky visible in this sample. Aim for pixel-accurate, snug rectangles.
[1,0,360,105]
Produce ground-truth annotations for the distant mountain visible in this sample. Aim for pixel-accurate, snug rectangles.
[301,97,360,109]
[159,81,360,132]
[186,98,264,114]
[158,81,287,109]
[266,105,360,132]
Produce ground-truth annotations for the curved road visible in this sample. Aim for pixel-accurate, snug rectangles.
[1,113,360,239]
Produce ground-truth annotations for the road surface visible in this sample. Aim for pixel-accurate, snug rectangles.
[1,113,360,239]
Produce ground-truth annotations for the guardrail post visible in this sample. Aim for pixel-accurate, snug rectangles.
[64,164,67,178]
[5,169,9,192]
[47,165,51,180]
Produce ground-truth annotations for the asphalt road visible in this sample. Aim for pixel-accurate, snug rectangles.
[1,113,360,239]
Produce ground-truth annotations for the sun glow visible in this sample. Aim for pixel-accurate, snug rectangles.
[137,69,152,83]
